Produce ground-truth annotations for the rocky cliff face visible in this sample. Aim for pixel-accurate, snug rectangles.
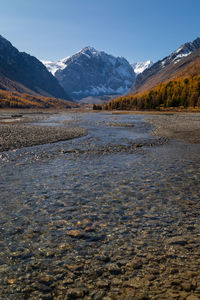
[0,35,70,99]
[130,37,200,94]
[43,47,135,100]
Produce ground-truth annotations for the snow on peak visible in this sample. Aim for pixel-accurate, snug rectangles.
[42,46,131,76]
[49,47,135,99]
[81,46,98,53]
[132,60,153,75]
[42,47,103,75]
[41,57,69,75]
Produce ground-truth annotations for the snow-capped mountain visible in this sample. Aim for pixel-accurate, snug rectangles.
[42,47,136,100]
[160,37,200,68]
[131,37,200,94]
[131,60,153,76]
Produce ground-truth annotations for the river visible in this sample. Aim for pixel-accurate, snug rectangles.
[0,112,200,299]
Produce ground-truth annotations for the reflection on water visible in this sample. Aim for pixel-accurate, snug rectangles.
[0,112,200,299]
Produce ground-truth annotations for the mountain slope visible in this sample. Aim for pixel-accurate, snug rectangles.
[130,37,200,94]
[43,47,136,100]
[105,74,200,110]
[0,35,70,100]
[0,89,76,108]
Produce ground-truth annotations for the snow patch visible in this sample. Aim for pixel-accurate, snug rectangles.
[41,57,69,75]
[174,46,184,54]
[161,60,166,68]
[132,60,153,75]
[173,52,191,64]
[72,85,130,97]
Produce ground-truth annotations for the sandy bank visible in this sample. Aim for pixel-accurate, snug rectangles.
[147,113,200,144]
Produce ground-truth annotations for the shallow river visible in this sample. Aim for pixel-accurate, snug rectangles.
[0,112,200,299]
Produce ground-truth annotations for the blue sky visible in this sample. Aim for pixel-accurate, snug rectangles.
[1,0,200,63]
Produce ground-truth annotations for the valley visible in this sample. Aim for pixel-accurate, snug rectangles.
[0,24,200,300]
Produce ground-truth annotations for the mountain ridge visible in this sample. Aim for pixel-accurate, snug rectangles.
[0,34,70,100]
[130,37,200,94]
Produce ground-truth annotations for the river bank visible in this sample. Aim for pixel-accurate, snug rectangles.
[147,112,200,144]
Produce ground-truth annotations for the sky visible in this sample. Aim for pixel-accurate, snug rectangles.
[0,0,200,63]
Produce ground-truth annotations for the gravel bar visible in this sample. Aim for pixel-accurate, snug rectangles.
[0,124,87,152]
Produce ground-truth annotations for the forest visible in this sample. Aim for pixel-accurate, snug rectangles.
[0,90,74,109]
[101,75,200,110]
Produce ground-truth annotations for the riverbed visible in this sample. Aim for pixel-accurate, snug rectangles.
[0,112,200,299]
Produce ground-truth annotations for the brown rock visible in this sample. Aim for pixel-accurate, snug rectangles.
[186,296,200,300]
[96,280,110,289]
[107,263,122,275]
[179,291,190,299]
[66,288,87,299]
[167,236,188,246]
[111,278,122,286]
[67,230,85,238]
[67,264,84,271]
[8,279,16,284]
[39,275,54,284]
[126,259,143,270]
[181,282,193,292]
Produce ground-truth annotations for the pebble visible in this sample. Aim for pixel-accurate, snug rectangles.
[186,296,200,300]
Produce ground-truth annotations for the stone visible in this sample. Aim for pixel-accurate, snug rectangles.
[179,291,190,299]
[39,275,54,284]
[96,280,110,289]
[66,288,86,299]
[66,230,85,238]
[91,290,106,300]
[181,282,193,292]
[186,296,200,300]
[111,278,122,286]
[126,259,143,270]
[107,264,122,275]
[67,264,84,272]
[7,279,16,284]
[167,237,188,246]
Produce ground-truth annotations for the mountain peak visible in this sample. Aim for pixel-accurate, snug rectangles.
[44,48,135,100]
[82,46,97,52]
[79,46,101,57]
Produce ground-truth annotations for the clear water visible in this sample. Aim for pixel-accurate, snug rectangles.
[0,112,200,299]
